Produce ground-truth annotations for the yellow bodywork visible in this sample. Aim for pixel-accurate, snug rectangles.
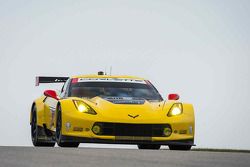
[31,75,195,143]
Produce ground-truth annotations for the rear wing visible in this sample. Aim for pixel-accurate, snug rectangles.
[35,76,69,86]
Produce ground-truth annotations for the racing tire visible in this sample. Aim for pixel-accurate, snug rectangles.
[31,106,55,147]
[56,105,79,148]
[137,144,161,150]
[168,145,192,151]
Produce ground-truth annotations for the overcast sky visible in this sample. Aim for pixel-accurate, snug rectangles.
[0,0,250,149]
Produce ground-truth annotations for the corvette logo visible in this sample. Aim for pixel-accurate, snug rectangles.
[128,114,139,119]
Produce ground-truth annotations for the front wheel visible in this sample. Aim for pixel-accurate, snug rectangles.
[137,144,161,150]
[168,145,192,150]
[56,105,79,148]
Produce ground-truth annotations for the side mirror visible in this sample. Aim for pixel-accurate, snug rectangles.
[44,90,59,100]
[168,94,180,100]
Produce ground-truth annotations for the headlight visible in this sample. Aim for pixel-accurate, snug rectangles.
[73,100,97,115]
[167,103,183,117]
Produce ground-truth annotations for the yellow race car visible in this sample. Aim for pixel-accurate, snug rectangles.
[30,72,195,150]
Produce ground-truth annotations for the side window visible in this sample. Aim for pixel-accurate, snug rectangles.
[60,79,71,98]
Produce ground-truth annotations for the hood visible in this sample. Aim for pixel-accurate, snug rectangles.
[81,96,166,123]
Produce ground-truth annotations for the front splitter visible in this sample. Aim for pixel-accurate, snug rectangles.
[60,135,195,146]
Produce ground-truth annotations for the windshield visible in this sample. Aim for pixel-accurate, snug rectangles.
[69,81,163,101]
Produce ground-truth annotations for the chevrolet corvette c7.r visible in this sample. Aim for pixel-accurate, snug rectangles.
[30,72,195,150]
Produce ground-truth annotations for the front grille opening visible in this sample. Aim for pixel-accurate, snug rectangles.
[93,123,171,137]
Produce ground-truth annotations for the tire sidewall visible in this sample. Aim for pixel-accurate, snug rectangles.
[56,106,63,145]
[31,106,38,145]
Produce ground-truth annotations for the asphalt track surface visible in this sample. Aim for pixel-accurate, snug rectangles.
[0,146,249,167]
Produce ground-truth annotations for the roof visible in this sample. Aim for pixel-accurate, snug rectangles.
[71,74,145,80]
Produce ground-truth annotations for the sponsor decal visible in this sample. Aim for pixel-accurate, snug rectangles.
[77,78,146,84]
[104,97,145,104]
